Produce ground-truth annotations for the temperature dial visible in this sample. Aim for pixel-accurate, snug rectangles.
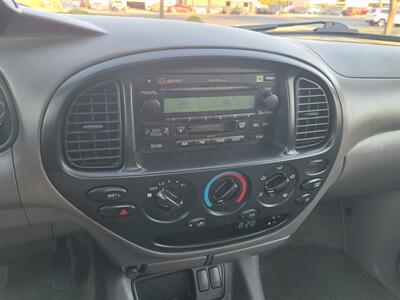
[204,171,248,215]
[257,165,297,207]
[143,178,195,222]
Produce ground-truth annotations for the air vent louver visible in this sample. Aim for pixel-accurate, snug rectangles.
[295,77,330,149]
[64,81,122,169]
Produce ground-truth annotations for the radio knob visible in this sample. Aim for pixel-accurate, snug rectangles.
[142,99,161,115]
[260,92,279,111]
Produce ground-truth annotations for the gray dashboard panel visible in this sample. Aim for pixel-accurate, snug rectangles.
[0,6,400,268]
[301,39,400,78]
[0,149,27,229]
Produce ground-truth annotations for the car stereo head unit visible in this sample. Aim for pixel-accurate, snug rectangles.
[135,73,281,153]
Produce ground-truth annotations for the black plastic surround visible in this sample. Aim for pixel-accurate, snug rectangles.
[41,51,342,253]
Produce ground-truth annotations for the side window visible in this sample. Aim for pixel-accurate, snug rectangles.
[382,9,388,13]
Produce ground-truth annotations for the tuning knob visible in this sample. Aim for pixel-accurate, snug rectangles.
[142,98,161,115]
[259,92,279,111]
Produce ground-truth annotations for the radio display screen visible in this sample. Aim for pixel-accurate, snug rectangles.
[163,95,256,114]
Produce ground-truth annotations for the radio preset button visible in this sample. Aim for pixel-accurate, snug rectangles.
[261,120,269,128]
[143,141,168,151]
[249,133,266,141]
[250,120,262,129]
[236,120,249,130]
[175,126,187,135]
[227,135,245,143]
[143,126,170,138]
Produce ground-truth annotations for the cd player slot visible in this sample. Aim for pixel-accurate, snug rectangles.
[187,122,233,135]
[163,86,257,93]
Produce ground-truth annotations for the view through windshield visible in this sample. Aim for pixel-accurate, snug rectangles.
[18,0,400,36]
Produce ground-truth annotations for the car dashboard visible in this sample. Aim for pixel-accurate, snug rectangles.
[1,3,400,277]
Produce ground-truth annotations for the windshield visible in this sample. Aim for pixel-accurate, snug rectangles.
[18,0,400,38]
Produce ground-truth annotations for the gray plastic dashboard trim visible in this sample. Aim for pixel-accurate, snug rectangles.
[37,48,343,266]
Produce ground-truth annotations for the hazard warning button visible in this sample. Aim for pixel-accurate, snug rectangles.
[97,204,136,218]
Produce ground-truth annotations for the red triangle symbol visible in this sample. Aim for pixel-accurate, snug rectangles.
[119,208,129,216]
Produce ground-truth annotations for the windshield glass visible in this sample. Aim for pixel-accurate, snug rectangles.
[18,0,400,38]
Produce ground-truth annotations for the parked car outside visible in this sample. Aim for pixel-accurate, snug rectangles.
[283,5,306,14]
[321,7,343,15]
[343,6,369,16]
[256,5,280,14]
[230,6,247,15]
[366,8,400,27]
[307,7,321,14]
[166,4,192,13]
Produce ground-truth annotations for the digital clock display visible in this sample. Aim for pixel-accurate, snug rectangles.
[238,219,256,229]
[163,95,256,114]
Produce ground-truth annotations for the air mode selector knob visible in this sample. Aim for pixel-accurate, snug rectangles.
[142,98,161,115]
[155,186,183,211]
[143,178,195,222]
[259,92,279,111]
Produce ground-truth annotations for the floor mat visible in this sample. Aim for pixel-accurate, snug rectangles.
[0,238,95,300]
[261,247,399,300]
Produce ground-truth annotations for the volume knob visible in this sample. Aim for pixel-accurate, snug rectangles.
[260,92,279,111]
[142,99,161,115]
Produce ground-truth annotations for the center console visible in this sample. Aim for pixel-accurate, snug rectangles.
[41,51,341,261]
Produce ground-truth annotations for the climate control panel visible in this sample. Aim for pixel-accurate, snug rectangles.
[56,155,333,251]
